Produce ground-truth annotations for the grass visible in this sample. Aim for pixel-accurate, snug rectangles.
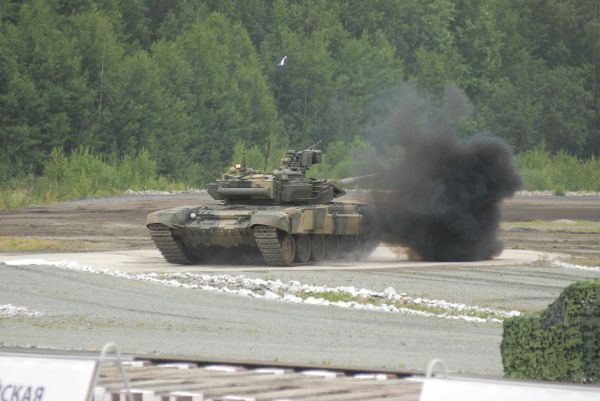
[0,236,93,252]
[28,316,122,330]
[297,290,511,321]
[298,291,357,303]
[518,148,600,192]
[560,257,600,268]
[501,220,600,233]
[0,147,185,210]
[388,300,504,320]
[3,146,600,211]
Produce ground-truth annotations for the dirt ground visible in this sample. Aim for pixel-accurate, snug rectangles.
[1,192,599,258]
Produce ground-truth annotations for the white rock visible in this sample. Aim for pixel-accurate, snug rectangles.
[263,290,280,300]
[283,294,302,303]
[382,287,397,299]
[304,297,329,306]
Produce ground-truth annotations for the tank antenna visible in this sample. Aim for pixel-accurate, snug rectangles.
[263,134,271,172]
[265,55,289,172]
[242,144,247,173]
[306,140,321,150]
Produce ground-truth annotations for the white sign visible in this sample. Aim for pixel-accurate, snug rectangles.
[0,354,98,401]
[420,377,600,401]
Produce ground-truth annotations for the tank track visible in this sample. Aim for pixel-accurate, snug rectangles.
[253,226,290,266]
[148,223,193,264]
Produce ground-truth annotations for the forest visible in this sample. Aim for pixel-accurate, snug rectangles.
[1,0,599,206]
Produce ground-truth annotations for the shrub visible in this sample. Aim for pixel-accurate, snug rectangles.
[501,279,600,382]
[0,147,183,209]
[518,148,600,192]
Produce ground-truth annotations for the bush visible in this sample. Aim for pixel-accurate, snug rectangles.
[518,148,600,192]
[501,279,600,382]
[0,147,183,209]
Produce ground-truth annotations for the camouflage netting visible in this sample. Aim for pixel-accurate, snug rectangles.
[501,279,600,382]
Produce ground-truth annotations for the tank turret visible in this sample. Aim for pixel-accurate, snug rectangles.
[207,147,348,204]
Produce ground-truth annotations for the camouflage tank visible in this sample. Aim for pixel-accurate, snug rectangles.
[146,147,379,266]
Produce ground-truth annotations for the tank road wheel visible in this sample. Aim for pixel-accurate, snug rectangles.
[294,235,311,263]
[354,235,367,260]
[340,236,355,260]
[280,234,296,265]
[148,224,194,265]
[253,226,296,266]
[325,235,340,260]
[310,235,326,262]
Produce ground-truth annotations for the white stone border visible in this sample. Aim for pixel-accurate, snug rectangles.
[4,259,519,323]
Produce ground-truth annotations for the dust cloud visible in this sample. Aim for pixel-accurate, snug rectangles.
[366,85,523,261]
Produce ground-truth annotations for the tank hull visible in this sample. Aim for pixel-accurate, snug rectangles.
[147,202,378,266]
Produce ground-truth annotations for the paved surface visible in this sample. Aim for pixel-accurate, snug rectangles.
[1,193,600,377]
[0,247,557,273]
[1,246,598,375]
[0,259,500,374]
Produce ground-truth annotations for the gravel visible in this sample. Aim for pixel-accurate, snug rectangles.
[0,254,597,375]
[0,261,503,374]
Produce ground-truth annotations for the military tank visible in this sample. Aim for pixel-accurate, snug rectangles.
[147,146,379,266]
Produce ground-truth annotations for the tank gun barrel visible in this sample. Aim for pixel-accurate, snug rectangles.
[326,174,375,199]
[338,174,376,187]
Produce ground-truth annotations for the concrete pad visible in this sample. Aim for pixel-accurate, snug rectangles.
[0,247,563,274]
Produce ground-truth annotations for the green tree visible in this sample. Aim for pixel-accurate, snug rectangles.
[330,31,403,140]
[155,13,281,183]
[483,62,594,155]
[452,0,504,97]
[119,0,150,48]
[68,7,189,178]
[260,0,346,146]
[67,10,124,148]
[0,0,93,175]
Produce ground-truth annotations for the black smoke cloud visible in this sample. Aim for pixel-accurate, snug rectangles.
[366,85,523,261]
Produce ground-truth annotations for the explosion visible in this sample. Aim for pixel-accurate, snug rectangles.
[366,85,523,261]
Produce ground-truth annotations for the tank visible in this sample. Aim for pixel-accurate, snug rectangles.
[146,146,379,266]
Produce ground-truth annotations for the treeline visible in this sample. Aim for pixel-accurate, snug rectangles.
[518,148,600,194]
[0,148,182,208]
[1,0,599,187]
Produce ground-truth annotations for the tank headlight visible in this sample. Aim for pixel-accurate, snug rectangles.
[190,212,197,220]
